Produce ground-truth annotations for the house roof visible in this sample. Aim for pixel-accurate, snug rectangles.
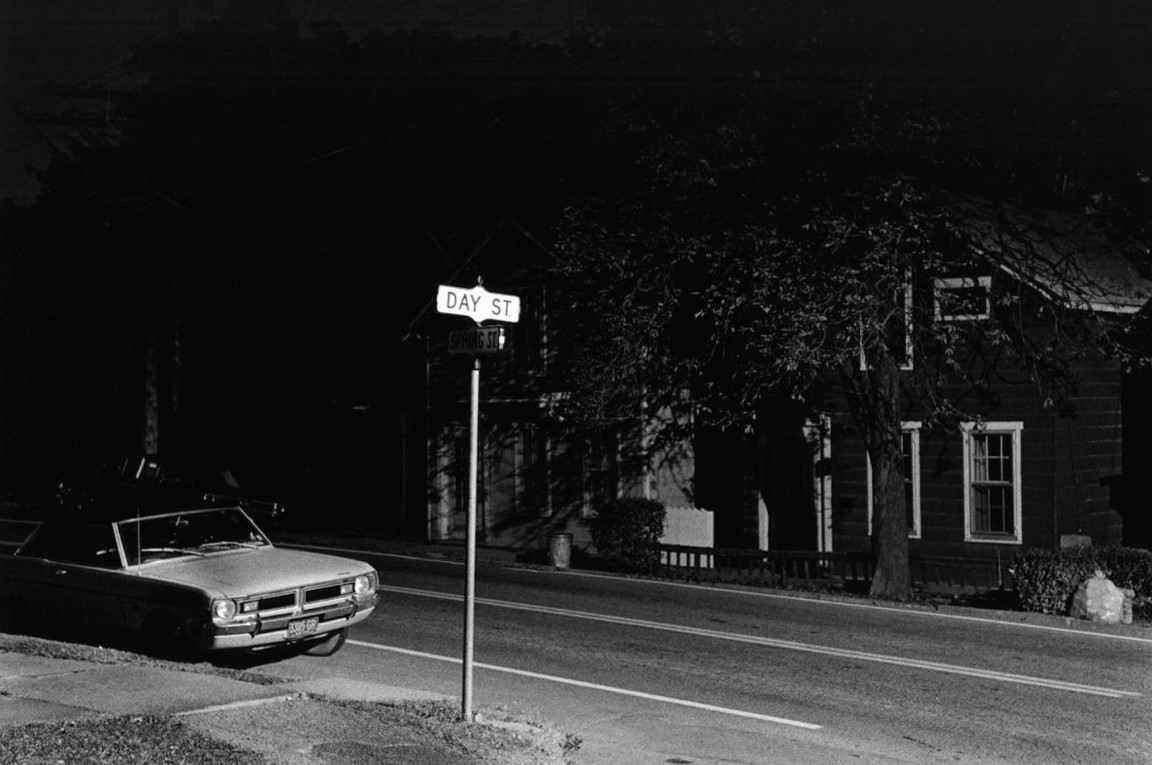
[950,195,1152,314]
[402,217,557,341]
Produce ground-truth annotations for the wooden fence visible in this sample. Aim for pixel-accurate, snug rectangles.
[658,544,1012,591]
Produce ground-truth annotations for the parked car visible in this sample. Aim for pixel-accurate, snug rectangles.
[0,502,377,658]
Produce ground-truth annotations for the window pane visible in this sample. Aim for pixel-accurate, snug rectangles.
[904,481,915,529]
[936,276,991,320]
[989,435,1010,481]
[586,430,619,512]
[972,435,988,481]
[973,487,990,532]
[972,433,1013,482]
[22,522,118,567]
[969,429,1016,537]
[973,485,1013,534]
[520,426,546,515]
[939,286,987,316]
[901,432,914,530]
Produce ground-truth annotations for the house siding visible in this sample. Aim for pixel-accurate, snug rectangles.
[1120,362,1152,548]
[829,349,1123,559]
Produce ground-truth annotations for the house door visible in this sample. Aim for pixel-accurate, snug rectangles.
[760,410,830,552]
[805,415,833,554]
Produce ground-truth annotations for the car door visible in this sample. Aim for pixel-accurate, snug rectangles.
[8,520,129,637]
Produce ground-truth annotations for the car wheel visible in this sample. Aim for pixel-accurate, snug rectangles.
[139,612,191,660]
[303,627,348,657]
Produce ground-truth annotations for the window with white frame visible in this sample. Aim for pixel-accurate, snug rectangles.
[585,430,618,517]
[934,275,992,321]
[867,422,921,538]
[518,424,549,517]
[961,421,1022,543]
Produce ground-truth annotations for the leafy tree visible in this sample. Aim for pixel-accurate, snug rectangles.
[7,3,626,483]
[551,82,1149,600]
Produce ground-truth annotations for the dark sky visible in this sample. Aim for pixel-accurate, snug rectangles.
[6,0,1150,207]
[0,0,586,203]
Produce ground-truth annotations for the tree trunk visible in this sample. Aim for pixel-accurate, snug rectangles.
[868,433,910,599]
[143,314,160,456]
[855,351,911,600]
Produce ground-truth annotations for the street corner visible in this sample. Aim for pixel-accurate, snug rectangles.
[179,694,475,765]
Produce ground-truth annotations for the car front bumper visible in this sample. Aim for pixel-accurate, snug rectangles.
[201,593,377,651]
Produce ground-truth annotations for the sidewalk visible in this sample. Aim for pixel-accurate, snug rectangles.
[0,642,462,760]
[0,637,576,765]
[0,649,449,725]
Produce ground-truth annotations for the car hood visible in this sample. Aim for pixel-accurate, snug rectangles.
[131,546,373,597]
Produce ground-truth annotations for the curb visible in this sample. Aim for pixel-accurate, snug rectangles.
[174,692,305,717]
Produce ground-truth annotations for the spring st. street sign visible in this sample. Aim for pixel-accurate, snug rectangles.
[437,284,521,325]
[449,326,505,354]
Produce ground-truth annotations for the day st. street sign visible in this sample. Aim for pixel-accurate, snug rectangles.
[436,284,521,325]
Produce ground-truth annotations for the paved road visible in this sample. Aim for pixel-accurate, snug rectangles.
[259,547,1152,765]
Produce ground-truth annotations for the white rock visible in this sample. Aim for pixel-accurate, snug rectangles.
[1070,570,1125,624]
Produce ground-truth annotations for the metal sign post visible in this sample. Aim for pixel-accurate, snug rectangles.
[436,280,520,724]
[462,356,479,721]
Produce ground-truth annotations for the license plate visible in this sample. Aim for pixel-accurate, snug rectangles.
[287,617,319,638]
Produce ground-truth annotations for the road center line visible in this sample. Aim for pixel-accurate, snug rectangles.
[347,639,823,730]
[378,584,1141,700]
[290,545,1152,646]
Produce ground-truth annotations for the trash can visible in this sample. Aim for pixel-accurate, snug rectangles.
[548,532,573,569]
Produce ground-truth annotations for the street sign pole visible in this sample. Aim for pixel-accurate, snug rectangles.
[462,356,479,722]
[435,279,520,724]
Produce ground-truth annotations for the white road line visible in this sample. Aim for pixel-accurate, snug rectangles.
[542,569,1152,646]
[347,639,823,730]
[378,584,1142,700]
[291,544,1152,647]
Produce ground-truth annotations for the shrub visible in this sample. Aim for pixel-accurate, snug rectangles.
[1012,546,1152,615]
[587,497,665,574]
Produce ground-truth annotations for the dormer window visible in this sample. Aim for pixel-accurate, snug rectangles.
[934,275,992,321]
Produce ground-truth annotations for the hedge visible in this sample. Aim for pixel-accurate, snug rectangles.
[1012,546,1152,615]
[586,497,665,575]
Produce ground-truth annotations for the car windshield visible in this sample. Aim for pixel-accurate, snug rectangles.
[116,506,269,565]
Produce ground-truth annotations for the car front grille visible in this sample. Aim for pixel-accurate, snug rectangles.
[257,593,297,611]
[246,579,359,620]
[247,580,361,637]
[305,584,343,603]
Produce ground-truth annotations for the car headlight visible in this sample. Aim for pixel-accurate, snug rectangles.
[212,599,237,621]
[353,574,373,594]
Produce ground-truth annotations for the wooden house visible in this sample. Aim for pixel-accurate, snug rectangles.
[718,202,1152,570]
[403,207,1151,570]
